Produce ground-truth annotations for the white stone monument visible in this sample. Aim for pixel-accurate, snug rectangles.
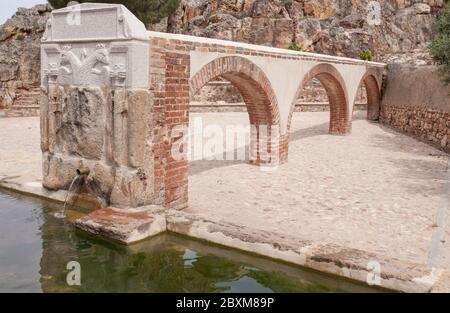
[40,3,153,209]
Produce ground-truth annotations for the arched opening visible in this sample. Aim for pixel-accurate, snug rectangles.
[287,63,350,136]
[352,81,368,120]
[354,73,381,121]
[190,56,282,165]
[186,56,285,216]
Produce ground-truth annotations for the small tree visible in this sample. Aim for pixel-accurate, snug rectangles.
[47,0,180,25]
[359,50,373,61]
[288,42,303,52]
[430,1,450,85]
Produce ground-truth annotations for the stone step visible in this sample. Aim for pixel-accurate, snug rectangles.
[17,93,40,98]
[16,98,39,102]
[5,107,40,117]
[13,100,39,107]
[14,103,39,108]
[17,92,40,96]
[16,89,40,95]
[15,98,39,103]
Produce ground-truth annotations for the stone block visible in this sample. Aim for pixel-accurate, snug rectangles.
[42,3,148,42]
[40,87,49,152]
[61,87,106,160]
[110,167,153,208]
[41,3,149,89]
[127,89,149,168]
[113,89,129,166]
[91,162,115,197]
[42,153,81,190]
[75,206,166,244]
[47,84,64,154]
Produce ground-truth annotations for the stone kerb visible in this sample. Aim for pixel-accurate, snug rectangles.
[40,3,152,209]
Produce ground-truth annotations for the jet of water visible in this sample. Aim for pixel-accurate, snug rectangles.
[54,174,80,219]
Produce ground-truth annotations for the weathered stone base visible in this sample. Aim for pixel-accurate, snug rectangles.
[40,85,154,209]
[381,105,450,153]
[75,206,166,244]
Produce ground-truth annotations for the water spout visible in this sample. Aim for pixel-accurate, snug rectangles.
[54,167,89,219]
[76,166,90,176]
[54,175,80,219]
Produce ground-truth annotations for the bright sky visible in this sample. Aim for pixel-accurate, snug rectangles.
[0,0,47,25]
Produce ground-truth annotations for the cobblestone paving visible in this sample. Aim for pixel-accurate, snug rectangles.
[188,112,450,268]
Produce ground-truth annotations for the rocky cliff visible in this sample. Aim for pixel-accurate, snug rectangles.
[0,1,445,116]
[0,4,51,115]
[153,0,445,61]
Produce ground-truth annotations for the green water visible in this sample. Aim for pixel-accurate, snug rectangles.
[0,190,381,293]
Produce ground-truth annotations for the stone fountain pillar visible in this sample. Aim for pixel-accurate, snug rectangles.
[40,3,152,208]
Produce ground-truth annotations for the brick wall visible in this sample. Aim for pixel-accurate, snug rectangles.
[149,37,190,210]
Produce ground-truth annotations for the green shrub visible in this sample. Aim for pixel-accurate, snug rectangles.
[430,1,450,85]
[47,0,180,25]
[288,42,303,52]
[14,32,24,40]
[359,50,373,61]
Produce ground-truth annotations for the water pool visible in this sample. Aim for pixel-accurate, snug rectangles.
[0,190,382,293]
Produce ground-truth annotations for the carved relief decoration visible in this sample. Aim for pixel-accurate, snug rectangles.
[43,43,128,87]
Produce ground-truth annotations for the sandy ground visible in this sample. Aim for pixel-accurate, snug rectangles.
[188,111,450,268]
[0,112,449,271]
[0,117,41,187]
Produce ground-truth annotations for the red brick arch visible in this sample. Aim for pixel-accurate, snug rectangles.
[357,69,382,121]
[190,56,280,126]
[287,63,351,135]
[190,56,284,164]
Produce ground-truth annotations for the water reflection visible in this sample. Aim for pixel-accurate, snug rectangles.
[0,190,382,293]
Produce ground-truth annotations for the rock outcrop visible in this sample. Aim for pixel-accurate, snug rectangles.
[158,0,444,59]
[0,1,446,116]
[0,4,51,116]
